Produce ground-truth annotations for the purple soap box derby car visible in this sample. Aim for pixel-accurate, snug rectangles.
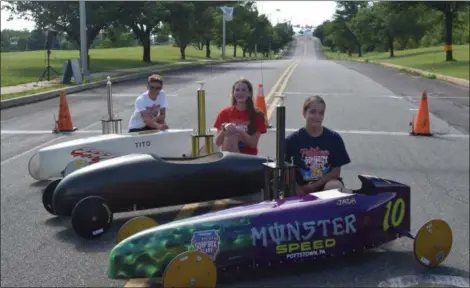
[105,174,454,288]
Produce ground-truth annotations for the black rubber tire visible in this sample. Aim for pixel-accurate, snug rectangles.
[71,196,113,240]
[42,179,62,215]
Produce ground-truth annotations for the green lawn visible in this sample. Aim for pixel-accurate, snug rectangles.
[323,44,469,80]
[1,44,258,87]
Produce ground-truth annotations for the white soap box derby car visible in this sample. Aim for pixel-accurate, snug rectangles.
[28,129,218,181]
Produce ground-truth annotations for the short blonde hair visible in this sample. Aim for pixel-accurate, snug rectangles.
[148,74,163,85]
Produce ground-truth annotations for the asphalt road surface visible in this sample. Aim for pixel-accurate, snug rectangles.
[1,34,469,287]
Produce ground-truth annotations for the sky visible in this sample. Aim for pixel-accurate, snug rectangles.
[1,1,337,32]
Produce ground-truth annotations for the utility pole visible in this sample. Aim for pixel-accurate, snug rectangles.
[220,6,233,58]
[79,0,88,77]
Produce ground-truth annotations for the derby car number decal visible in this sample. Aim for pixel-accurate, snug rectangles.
[70,147,114,164]
[382,198,405,231]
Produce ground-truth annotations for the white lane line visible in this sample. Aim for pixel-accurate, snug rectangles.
[0,122,103,165]
[282,91,469,99]
[2,128,468,138]
[378,274,470,287]
[1,130,103,134]
[68,93,179,97]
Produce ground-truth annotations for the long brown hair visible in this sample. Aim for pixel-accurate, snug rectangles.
[231,78,264,135]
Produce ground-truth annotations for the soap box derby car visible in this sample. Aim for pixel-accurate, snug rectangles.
[106,174,454,288]
[42,151,268,239]
[28,129,216,181]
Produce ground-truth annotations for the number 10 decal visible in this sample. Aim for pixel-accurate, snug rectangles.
[383,198,405,231]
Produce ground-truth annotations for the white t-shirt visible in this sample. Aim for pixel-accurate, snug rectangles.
[128,90,168,129]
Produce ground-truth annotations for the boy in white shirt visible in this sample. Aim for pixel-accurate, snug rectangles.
[128,74,169,132]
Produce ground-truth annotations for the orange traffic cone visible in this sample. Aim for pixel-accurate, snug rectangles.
[410,90,432,136]
[53,91,77,133]
[255,84,271,128]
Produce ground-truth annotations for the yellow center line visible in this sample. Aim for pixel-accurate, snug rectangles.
[266,62,299,121]
[264,61,298,104]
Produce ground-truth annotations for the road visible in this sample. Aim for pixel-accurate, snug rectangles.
[1,34,469,287]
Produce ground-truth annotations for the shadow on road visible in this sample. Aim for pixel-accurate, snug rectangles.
[216,249,469,287]
[30,180,51,188]
[47,201,243,253]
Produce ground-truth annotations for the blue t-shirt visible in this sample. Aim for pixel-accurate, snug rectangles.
[285,127,351,185]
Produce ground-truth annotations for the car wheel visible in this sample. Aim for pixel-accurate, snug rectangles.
[116,216,158,244]
[63,159,88,177]
[42,179,61,215]
[71,196,113,240]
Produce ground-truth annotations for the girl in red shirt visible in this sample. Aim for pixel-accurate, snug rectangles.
[213,78,267,155]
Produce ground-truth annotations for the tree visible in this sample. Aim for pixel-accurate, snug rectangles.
[115,2,168,63]
[333,1,369,56]
[363,2,426,57]
[164,2,198,60]
[3,1,118,69]
[391,1,468,61]
[27,29,46,51]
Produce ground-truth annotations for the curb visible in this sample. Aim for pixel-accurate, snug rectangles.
[375,61,469,88]
[0,58,256,110]
[338,57,469,88]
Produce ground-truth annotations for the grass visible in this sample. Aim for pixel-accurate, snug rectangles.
[323,44,469,80]
[0,44,260,87]
[1,85,68,101]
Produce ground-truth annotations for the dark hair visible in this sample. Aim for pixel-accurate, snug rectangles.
[303,95,326,113]
[231,78,264,134]
[148,74,163,85]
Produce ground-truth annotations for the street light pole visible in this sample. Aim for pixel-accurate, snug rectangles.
[222,16,226,58]
[220,6,233,59]
[79,0,88,77]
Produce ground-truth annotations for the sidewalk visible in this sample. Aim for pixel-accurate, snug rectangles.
[0,59,213,95]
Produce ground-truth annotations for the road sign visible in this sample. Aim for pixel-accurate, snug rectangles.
[220,6,233,21]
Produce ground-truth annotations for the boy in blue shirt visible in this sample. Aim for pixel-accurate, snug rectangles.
[285,96,351,196]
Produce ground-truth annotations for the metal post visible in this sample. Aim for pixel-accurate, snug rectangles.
[196,82,206,136]
[106,76,113,121]
[275,94,286,199]
[192,137,199,157]
[79,0,88,77]
[222,18,226,58]
[275,106,286,168]
[204,137,214,155]
[288,156,296,197]
[192,81,211,156]
[101,76,122,134]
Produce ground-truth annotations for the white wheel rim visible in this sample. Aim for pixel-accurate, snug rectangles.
[64,159,89,177]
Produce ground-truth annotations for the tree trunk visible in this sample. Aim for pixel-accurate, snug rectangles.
[205,39,211,58]
[142,31,151,63]
[388,34,394,57]
[444,5,453,61]
[180,45,186,60]
[357,44,362,57]
[242,48,247,57]
[233,43,237,57]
